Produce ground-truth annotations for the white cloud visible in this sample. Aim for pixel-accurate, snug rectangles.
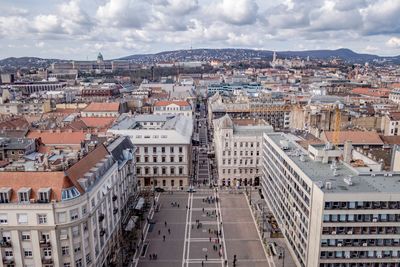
[217,0,258,25]
[35,42,45,48]
[386,37,400,48]
[34,15,61,33]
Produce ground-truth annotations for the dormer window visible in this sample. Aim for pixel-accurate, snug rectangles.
[38,188,51,203]
[0,187,11,203]
[18,188,31,203]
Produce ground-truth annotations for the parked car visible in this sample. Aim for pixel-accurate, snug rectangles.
[154,187,165,192]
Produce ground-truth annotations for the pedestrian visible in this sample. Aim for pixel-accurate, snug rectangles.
[178,204,180,208]
[209,237,212,242]
[149,254,152,260]
[153,254,156,260]
[158,230,161,235]
[201,261,204,266]
[165,221,167,227]
[202,207,205,213]
[168,228,171,234]
[163,235,166,241]
[205,254,208,261]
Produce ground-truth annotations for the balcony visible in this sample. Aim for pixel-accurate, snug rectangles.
[112,195,117,201]
[2,257,14,264]
[100,229,106,236]
[42,257,53,264]
[0,240,11,248]
[113,208,118,215]
[98,214,105,222]
[39,240,51,247]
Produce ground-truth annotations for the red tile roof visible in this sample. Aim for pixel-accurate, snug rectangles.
[27,130,86,145]
[351,87,391,98]
[154,100,190,107]
[80,117,116,128]
[83,102,120,112]
[65,144,109,192]
[323,131,383,145]
[0,172,74,202]
[388,112,400,121]
[0,117,29,130]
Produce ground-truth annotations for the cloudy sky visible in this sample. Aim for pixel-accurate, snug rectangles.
[1,0,400,60]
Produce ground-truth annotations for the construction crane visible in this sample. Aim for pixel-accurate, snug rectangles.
[332,101,343,147]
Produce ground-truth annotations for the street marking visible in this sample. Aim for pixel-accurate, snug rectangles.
[182,192,191,267]
[244,192,275,267]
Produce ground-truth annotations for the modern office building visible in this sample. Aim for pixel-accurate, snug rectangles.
[213,114,273,186]
[0,137,136,267]
[261,132,400,267]
[108,114,193,188]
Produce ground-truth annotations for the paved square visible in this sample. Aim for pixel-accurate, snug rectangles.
[136,190,271,267]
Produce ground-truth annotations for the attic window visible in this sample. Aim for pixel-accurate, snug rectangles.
[61,187,80,201]
[38,188,51,203]
[18,188,31,203]
[0,187,11,203]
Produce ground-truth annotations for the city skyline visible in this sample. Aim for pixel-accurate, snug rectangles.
[0,0,400,59]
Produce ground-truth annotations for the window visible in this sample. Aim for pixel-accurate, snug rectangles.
[136,156,140,163]
[70,209,79,221]
[0,214,8,224]
[179,156,183,162]
[21,232,30,240]
[170,147,174,153]
[179,147,183,153]
[17,214,28,224]
[63,263,71,267]
[170,167,175,175]
[153,167,158,175]
[144,156,149,162]
[153,147,157,153]
[38,214,47,224]
[162,168,166,175]
[153,156,157,162]
[74,244,81,253]
[75,259,83,267]
[86,253,92,264]
[144,147,148,153]
[162,180,166,186]
[234,142,237,148]
[170,156,174,162]
[136,168,141,175]
[162,156,166,162]
[5,250,13,257]
[24,249,32,257]
[179,167,184,175]
[0,189,11,203]
[171,180,175,187]
[38,188,50,203]
[145,168,149,175]
[18,188,31,203]
[161,147,165,153]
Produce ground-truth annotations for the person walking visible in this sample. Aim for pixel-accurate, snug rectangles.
[163,235,166,241]
[168,228,171,234]
[158,230,161,235]
[205,254,208,261]
[164,221,167,227]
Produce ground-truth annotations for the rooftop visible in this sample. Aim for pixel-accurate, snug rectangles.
[322,131,383,145]
[266,133,400,194]
[154,100,191,107]
[83,102,120,112]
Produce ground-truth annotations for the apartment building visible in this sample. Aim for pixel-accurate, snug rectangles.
[213,114,273,186]
[153,100,192,119]
[0,136,136,267]
[0,99,52,115]
[262,132,400,267]
[108,114,193,188]
[81,103,120,118]
[381,111,400,136]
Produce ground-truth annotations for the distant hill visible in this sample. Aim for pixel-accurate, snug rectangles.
[119,48,396,63]
[1,48,399,71]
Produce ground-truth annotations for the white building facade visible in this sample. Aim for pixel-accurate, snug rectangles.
[108,114,193,188]
[262,132,400,267]
[213,114,273,186]
[0,137,136,267]
[153,101,193,119]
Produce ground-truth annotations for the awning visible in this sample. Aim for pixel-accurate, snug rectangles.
[124,216,139,231]
[134,197,145,210]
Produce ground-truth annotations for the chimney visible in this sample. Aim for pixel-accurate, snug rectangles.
[343,140,352,163]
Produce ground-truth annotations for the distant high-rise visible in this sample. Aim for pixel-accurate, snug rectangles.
[97,52,104,63]
[272,51,277,62]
